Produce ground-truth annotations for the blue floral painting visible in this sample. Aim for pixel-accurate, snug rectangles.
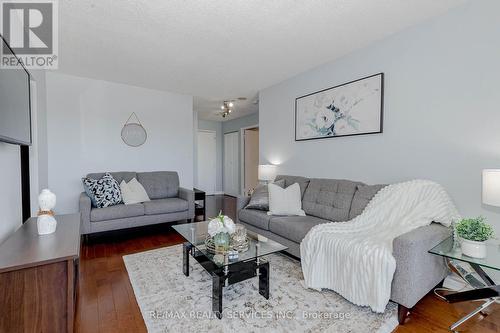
[295,73,383,141]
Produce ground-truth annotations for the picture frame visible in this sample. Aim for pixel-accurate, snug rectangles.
[295,73,384,141]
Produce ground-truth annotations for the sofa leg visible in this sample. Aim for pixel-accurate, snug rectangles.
[187,219,192,223]
[398,304,410,325]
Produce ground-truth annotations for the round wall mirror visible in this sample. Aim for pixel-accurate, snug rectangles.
[121,113,147,147]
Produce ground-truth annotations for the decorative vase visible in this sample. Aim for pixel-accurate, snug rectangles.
[37,189,57,235]
[460,238,487,259]
[213,232,230,253]
[231,224,247,245]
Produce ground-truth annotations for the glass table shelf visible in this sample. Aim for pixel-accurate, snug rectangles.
[172,221,288,319]
[173,221,287,268]
[429,236,500,272]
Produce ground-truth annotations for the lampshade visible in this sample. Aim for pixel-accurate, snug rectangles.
[482,169,500,207]
[258,164,277,182]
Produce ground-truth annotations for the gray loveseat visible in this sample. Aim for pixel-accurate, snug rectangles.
[236,175,451,324]
[80,171,194,235]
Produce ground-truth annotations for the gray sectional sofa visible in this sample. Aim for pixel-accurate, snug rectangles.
[80,171,194,235]
[236,175,451,324]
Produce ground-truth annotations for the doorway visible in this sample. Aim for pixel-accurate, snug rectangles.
[241,126,259,195]
[197,130,217,195]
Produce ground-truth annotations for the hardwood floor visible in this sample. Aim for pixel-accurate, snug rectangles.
[76,224,185,333]
[76,197,499,333]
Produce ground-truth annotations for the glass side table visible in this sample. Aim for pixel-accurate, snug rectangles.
[429,236,500,330]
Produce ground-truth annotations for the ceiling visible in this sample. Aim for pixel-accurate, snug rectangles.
[58,0,466,121]
[194,94,259,122]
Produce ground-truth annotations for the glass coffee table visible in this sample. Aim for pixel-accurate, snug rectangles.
[429,236,500,330]
[172,221,287,319]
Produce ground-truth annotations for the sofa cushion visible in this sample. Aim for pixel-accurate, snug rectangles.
[349,184,387,219]
[143,198,188,215]
[90,203,144,222]
[86,171,137,184]
[238,209,273,230]
[275,175,310,199]
[302,179,362,222]
[269,215,330,243]
[137,171,179,199]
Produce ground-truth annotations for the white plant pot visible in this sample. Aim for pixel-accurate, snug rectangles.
[460,238,487,259]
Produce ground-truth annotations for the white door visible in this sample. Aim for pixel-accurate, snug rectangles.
[197,131,217,194]
[224,132,239,195]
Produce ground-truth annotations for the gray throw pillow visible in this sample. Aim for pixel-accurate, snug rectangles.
[349,184,387,219]
[245,179,285,211]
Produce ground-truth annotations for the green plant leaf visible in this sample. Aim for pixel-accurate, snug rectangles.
[455,216,494,242]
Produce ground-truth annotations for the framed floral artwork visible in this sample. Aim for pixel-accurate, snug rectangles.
[295,73,384,141]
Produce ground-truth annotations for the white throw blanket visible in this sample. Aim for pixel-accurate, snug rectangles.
[300,180,460,313]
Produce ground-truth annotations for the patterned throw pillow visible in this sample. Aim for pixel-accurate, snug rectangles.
[82,173,123,208]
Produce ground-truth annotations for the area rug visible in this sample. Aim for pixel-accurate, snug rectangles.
[123,245,398,333]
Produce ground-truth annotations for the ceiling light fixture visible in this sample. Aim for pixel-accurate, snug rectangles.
[220,100,235,118]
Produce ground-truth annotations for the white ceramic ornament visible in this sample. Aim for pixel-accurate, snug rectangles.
[37,214,57,235]
[39,189,56,210]
[37,189,57,235]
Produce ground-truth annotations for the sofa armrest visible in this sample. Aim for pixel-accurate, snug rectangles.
[235,195,251,223]
[236,195,251,210]
[391,223,452,308]
[179,187,195,219]
[79,192,92,234]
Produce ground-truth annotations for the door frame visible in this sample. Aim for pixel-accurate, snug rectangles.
[196,129,217,195]
[240,124,259,195]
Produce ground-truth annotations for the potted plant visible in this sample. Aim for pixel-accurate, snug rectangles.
[455,217,494,258]
[208,211,236,253]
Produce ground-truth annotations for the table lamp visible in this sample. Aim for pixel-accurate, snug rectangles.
[482,169,500,207]
[258,165,277,184]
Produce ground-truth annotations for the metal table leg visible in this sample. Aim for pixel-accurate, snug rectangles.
[182,242,192,277]
[259,261,270,299]
[450,298,497,331]
[441,260,499,330]
[212,273,224,319]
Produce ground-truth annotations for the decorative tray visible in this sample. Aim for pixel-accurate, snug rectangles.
[205,235,250,255]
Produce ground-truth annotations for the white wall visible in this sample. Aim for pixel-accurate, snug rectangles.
[46,73,194,213]
[29,70,49,215]
[32,70,48,191]
[260,0,500,231]
[222,113,259,134]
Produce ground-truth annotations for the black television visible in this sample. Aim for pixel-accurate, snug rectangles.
[0,35,31,146]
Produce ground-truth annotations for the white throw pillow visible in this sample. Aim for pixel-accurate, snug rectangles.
[120,178,150,205]
[267,182,305,216]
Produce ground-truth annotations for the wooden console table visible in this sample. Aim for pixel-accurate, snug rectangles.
[0,214,80,332]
